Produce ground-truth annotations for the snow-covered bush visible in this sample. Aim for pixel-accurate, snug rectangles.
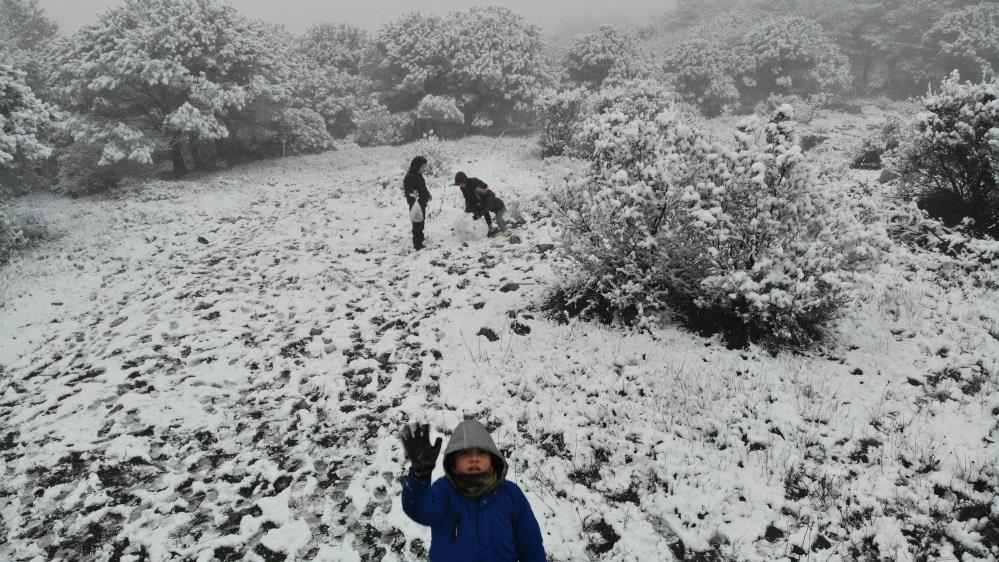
[590,79,674,121]
[276,108,334,155]
[663,38,739,116]
[51,0,295,176]
[536,87,591,158]
[0,201,21,265]
[757,93,831,125]
[564,26,642,88]
[549,105,882,347]
[353,104,412,147]
[54,116,157,194]
[739,15,851,100]
[414,95,465,138]
[402,133,451,179]
[888,72,999,238]
[369,7,551,130]
[55,140,137,195]
[851,118,904,170]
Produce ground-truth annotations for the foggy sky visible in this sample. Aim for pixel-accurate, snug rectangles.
[37,0,672,36]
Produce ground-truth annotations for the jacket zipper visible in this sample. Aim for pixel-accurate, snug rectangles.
[451,513,461,542]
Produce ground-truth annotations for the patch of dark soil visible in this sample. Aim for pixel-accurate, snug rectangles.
[476,328,499,342]
[568,465,601,487]
[253,543,287,562]
[585,518,620,555]
[537,432,570,459]
[848,437,882,464]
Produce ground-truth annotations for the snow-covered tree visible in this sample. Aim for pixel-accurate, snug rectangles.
[801,0,983,95]
[888,72,999,238]
[0,63,55,167]
[536,87,590,157]
[0,0,59,95]
[738,15,851,99]
[924,3,999,84]
[564,26,642,88]
[1,62,54,262]
[295,22,373,137]
[52,0,296,176]
[369,7,551,132]
[550,103,882,346]
[414,95,464,138]
[663,38,740,116]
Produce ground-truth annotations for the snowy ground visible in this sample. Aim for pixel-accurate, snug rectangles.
[1,116,998,562]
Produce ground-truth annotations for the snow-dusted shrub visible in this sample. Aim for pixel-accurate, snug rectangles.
[590,79,674,121]
[536,87,590,158]
[402,133,451,179]
[277,107,334,155]
[0,201,22,265]
[757,93,831,125]
[564,26,642,88]
[55,140,121,194]
[414,95,465,138]
[370,7,551,130]
[850,118,904,170]
[663,38,739,116]
[550,105,881,347]
[352,104,412,147]
[887,72,999,238]
[739,15,851,100]
[52,114,158,194]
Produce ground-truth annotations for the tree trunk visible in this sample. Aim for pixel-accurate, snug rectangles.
[189,133,209,171]
[171,140,187,177]
[215,138,228,164]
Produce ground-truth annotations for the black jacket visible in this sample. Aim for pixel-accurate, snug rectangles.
[475,186,505,213]
[404,157,430,210]
[459,177,487,213]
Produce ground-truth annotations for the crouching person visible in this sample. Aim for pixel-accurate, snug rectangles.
[400,420,546,562]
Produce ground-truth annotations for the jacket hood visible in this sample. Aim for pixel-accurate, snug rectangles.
[408,156,428,174]
[443,420,508,483]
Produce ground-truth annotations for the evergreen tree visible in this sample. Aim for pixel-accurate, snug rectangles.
[52,0,295,176]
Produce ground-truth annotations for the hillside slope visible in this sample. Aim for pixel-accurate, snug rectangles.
[1,129,997,561]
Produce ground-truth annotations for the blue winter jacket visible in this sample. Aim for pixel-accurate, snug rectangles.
[402,471,546,562]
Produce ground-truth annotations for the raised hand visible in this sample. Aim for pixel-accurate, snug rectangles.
[400,423,442,480]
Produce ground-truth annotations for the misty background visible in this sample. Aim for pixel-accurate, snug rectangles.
[36,0,672,35]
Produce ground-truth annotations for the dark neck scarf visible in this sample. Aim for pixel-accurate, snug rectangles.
[451,470,500,498]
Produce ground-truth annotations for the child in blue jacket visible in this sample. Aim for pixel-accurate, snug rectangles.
[400,420,546,562]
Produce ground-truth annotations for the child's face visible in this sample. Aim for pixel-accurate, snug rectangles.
[454,448,492,475]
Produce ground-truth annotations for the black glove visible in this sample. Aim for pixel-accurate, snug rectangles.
[400,423,442,480]
[472,212,482,220]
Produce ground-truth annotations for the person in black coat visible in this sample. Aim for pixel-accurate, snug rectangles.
[404,156,432,250]
[453,171,493,232]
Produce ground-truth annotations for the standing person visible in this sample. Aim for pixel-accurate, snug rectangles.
[404,156,432,250]
[475,184,509,237]
[400,420,546,562]
[453,171,493,232]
